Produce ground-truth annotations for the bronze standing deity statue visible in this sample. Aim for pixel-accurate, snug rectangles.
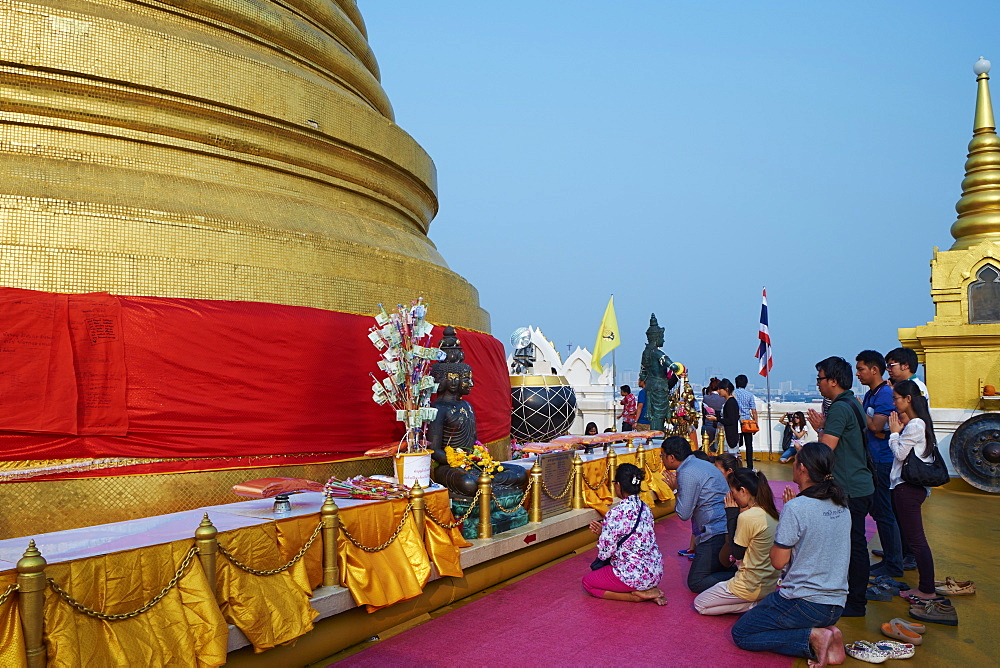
[427,326,528,496]
[638,314,679,432]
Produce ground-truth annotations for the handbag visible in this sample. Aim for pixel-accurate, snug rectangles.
[740,419,759,434]
[590,500,646,570]
[901,445,950,487]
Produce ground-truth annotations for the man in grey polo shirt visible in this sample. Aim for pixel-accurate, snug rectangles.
[661,435,734,593]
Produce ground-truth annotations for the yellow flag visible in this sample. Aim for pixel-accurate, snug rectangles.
[591,296,620,374]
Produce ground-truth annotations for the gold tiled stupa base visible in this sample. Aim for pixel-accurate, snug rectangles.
[0,0,497,537]
[0,0,489,330]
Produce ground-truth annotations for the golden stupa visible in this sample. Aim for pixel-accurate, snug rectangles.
[899,57,1000,409]
[0,0,489,331]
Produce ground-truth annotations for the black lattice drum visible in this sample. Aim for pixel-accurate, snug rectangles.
[510,375,577,443]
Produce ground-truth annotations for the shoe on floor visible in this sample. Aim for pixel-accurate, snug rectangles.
[845,640,888,664]
[866,584,894,602]
[902,555,917,570]
[871,548,885,558]
[869,563,905,579]
[872,575,910,591]
[881,619,922,645]
[909,599,958,626]
[873,640,916,660]
[901,591,950,605]
[935,576,975,596]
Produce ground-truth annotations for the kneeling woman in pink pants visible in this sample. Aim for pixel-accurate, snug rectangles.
[582,464,665,605]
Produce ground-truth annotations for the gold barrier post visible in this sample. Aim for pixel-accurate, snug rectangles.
[626,436,634,451]
[410,482,426,541]
[529,460,543,523]
[194,513,217,596]
[321,494,340,588]
[702,431,710,454]
[17,541,46,668]
[636,441,646,470]
[608,447,619,499]
[571,454,584,510]
[477,471,492,539]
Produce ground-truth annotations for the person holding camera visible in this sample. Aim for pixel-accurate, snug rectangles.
[778,412,808,463]
[582,464,665,605]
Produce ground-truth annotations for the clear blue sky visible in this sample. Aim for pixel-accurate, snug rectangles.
[361,1,992,389]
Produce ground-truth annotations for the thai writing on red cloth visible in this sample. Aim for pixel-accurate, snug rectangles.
[0,288,127,436]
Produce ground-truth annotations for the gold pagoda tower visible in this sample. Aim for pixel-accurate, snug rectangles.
[899,57,1000,409]
[0,0,489,331]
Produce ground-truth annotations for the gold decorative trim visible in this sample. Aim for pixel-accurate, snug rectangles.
[510,375,571,387]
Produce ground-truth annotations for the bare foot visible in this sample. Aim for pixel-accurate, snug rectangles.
[634,587,662,601]
[652,595,668,606]
[807,627,833,668]
[825,626,845,665]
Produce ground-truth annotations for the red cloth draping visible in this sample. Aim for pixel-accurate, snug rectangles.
[0,288,510,464]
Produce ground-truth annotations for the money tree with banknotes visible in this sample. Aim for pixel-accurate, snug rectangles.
[368,299,445,454]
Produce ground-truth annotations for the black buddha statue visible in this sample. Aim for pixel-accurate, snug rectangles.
[428,326,528,497]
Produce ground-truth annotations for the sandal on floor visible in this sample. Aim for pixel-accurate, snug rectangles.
[881,619,923,645]
[891,618,926,634]
[845,640,888,664]
[872,575,910,591]
[935,576,975,596]
[873,640,916,659]
[867,584,894,602]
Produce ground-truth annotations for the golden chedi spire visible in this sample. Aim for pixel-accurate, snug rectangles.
[951,57,1000,250]
[0,1,489,330]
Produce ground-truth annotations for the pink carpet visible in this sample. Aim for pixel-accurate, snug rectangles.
[336,485,874,667]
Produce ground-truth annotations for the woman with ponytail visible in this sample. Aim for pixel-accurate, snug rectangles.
[732,443,850,668]
[582,464,665,605]
[889,380,955,624]
[694,468,780,615]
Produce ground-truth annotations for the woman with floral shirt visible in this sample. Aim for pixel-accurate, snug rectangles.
[582,464,665,605]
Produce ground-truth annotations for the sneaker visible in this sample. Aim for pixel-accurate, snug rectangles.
[935,577,976,596]
[677,549,694,557]
[845,640,888,664]
[902,555,917,570]
[909,599,958,626]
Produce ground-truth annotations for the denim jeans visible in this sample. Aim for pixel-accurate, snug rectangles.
[732,591,843,659]
[688,532,735,593]
[779,446,797,461]
[870,460,903,575]
[740,432,755,466]
[846,494,873,615]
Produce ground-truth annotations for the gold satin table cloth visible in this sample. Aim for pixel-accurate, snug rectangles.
[583,449,674,514]
[336,489,469,612]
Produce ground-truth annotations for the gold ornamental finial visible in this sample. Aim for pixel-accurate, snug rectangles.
[951,57,1000,249]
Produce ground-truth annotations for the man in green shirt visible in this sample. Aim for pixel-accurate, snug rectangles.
[806,356,874,617]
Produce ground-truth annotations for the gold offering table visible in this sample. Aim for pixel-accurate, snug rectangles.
[0,443,674,667]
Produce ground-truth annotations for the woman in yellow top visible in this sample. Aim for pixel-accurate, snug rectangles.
[694,468,780,614]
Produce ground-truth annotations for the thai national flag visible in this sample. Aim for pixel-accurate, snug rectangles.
[755,288,773,377]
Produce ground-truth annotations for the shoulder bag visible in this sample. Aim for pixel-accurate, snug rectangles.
[901,443,950,487]
[740,419,760,433]
[591,500,646,570]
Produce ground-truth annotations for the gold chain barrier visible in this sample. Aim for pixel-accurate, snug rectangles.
[338,502,414,553]
[424,488,481,529]
[47,546,198,621]
[540,470,574,499]
[0,583,18,608]
[582,461,613,491]
[489,489,527,514]
[218,521,323,576]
